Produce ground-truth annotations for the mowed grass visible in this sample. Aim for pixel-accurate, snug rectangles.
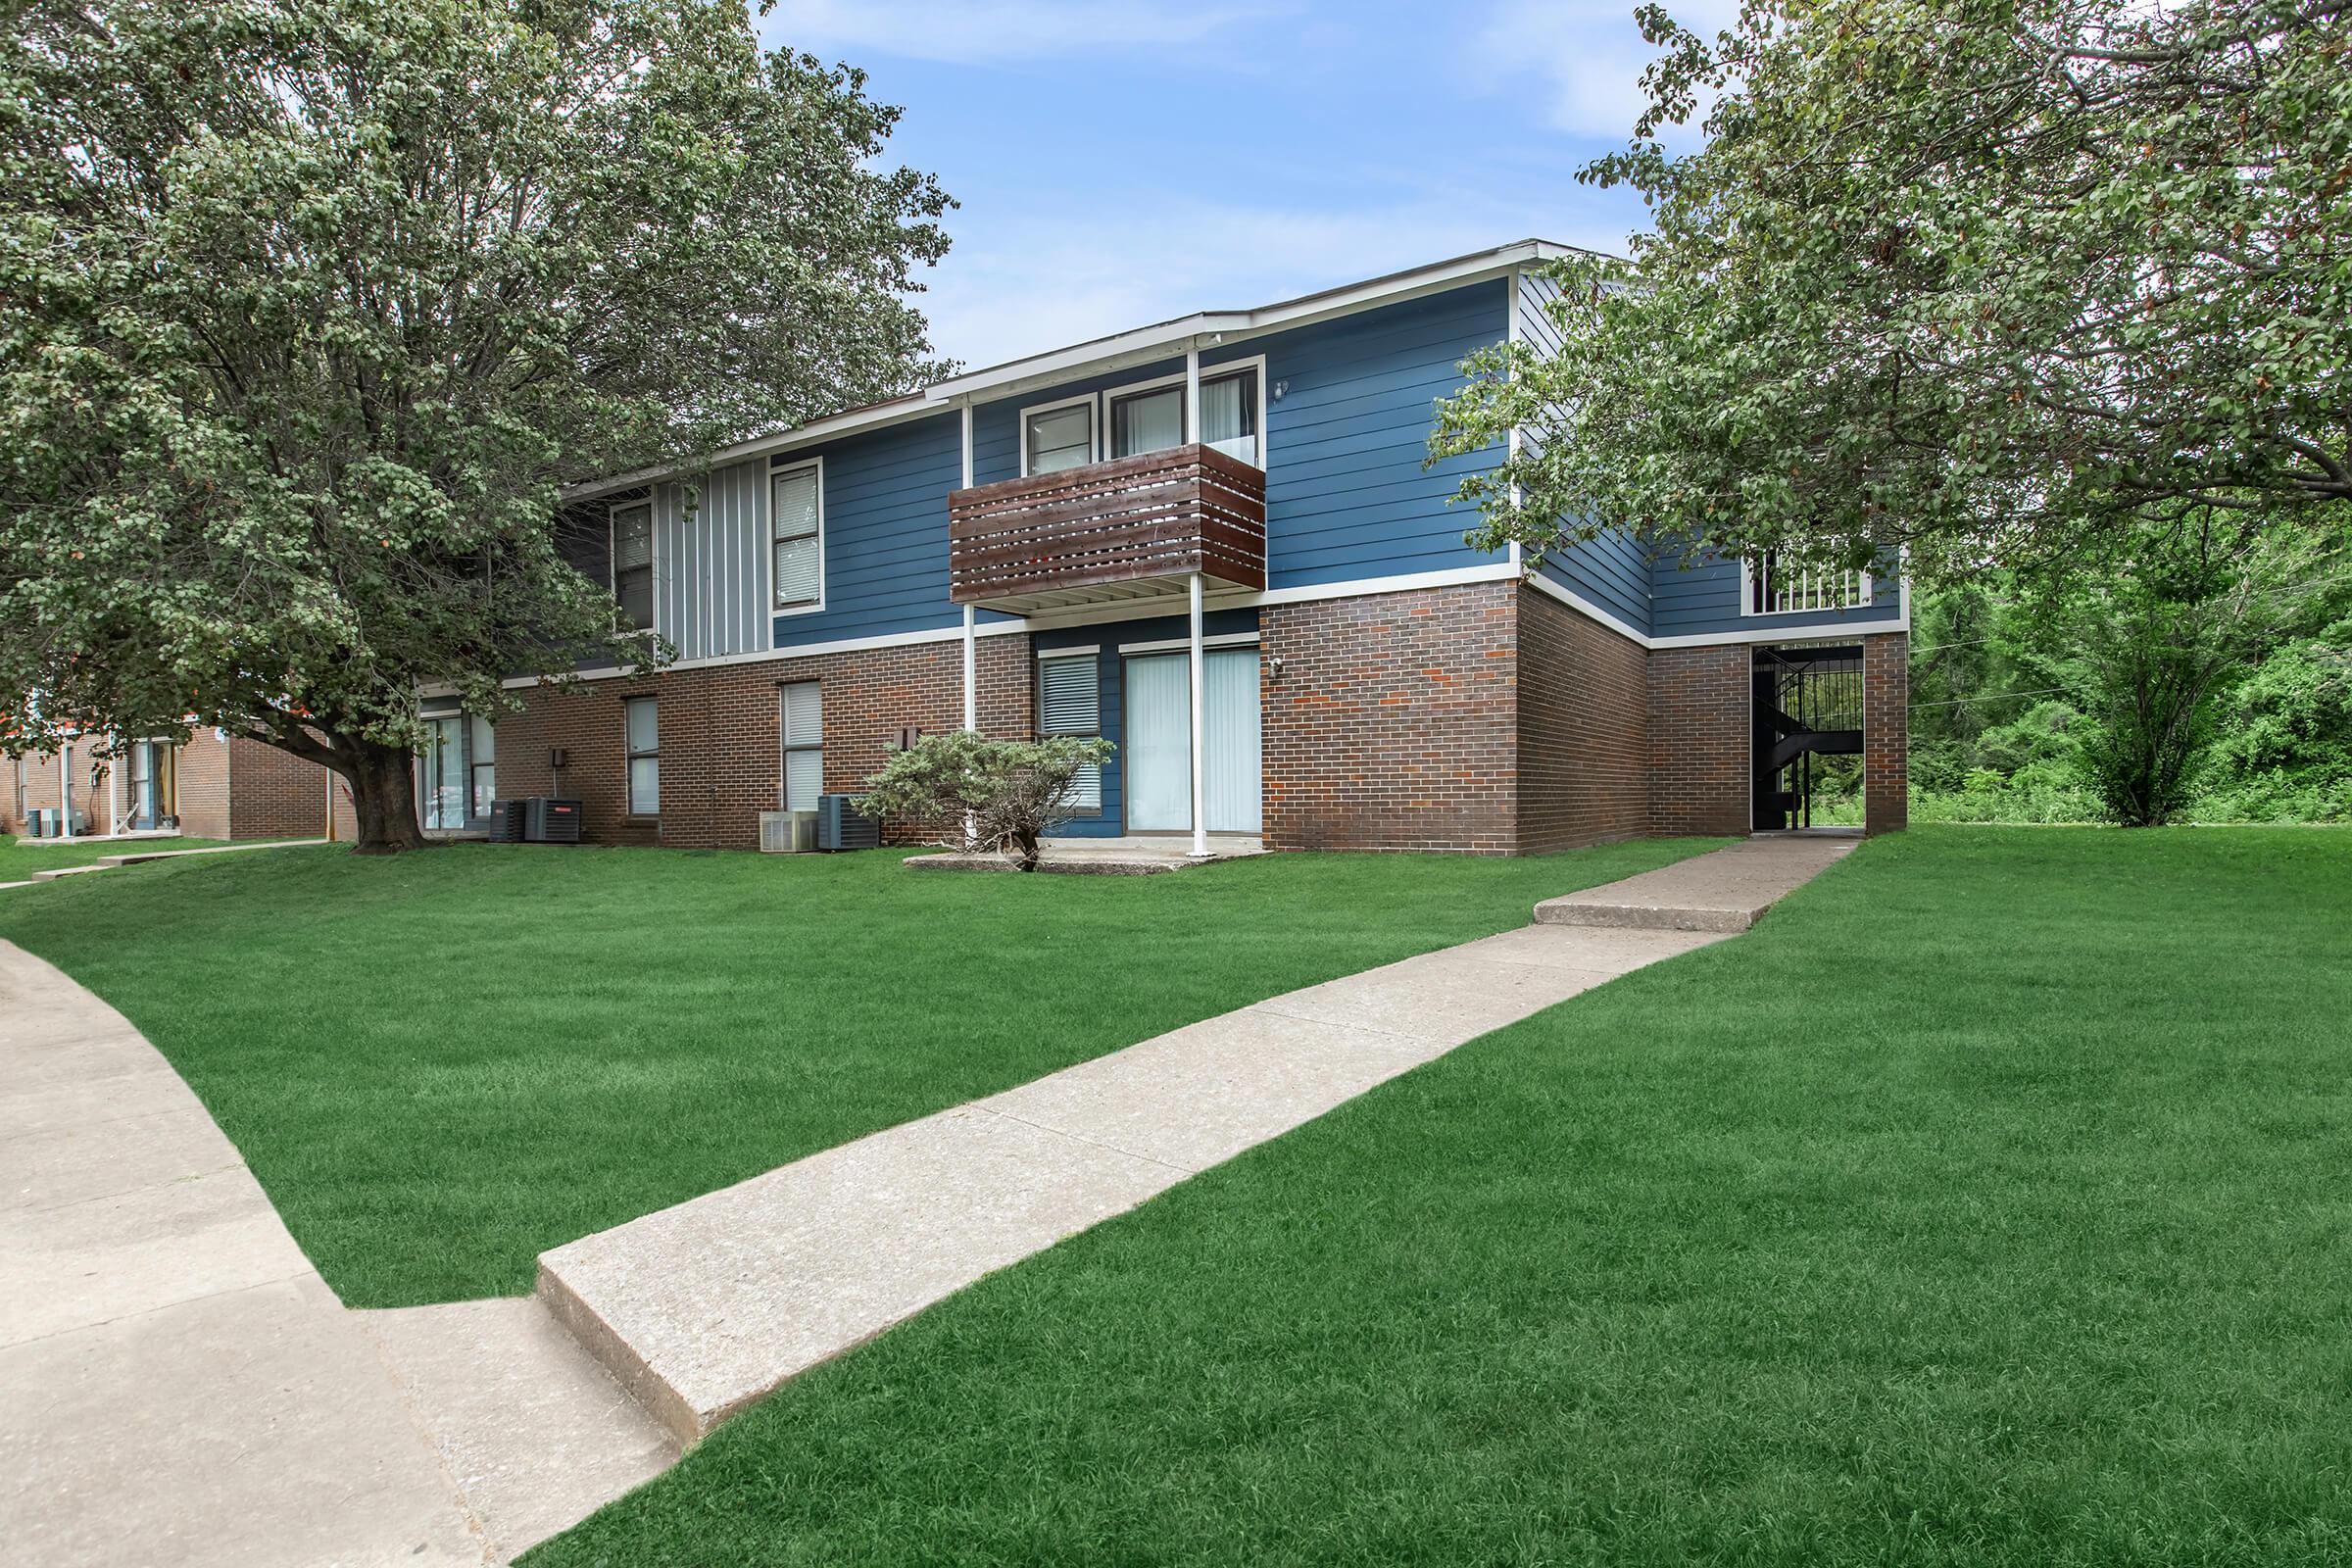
[0,836,1720,1305]
[522,828,2352,1568]
[1,833,243,876]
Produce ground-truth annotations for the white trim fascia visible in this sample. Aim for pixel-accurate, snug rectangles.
[1014,392,1099,478]
[1522,566,1907,649]
[1035,643,1101,661]
[1117,630,1261,655]
[768,454,826,617]
[1520,569,1651,648]
[1250,561,1521,607]
[565,399,945,504]
[514,617,1031,687]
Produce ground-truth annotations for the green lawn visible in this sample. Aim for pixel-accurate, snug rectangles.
[0,833,243,876]
[0,836,1720,1305]
[521,827,2352,1568]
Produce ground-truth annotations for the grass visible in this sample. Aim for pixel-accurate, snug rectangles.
[0,835,1720,1306]
[518,827,2352,1568]
[0,833,244,876]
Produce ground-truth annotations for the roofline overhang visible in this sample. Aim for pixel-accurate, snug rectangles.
[563,238,1597,503]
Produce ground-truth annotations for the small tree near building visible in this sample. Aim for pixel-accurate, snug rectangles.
[859,732,1115,872]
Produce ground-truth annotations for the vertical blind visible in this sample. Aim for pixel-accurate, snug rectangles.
[772,466,822,609]
[781,680,823,812]
[1111,386,1184,459]
[1039,655,1102,809]
[1200,371,1258,466]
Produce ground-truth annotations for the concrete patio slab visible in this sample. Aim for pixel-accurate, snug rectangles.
[907,834,1266,875]
[1534,834,1854,932]
[363,1297,678,1562]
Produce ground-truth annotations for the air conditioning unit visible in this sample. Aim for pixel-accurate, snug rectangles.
[524,797,582,844]
[25,808,53,837]
[485,799,528,844]
[759,809,816,854]
[816,794,881,852]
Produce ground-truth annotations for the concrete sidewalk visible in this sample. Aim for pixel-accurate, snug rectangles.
[0,943,673,1567]
[537,834,1853,1446]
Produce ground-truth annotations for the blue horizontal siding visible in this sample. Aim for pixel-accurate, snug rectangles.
[1651,550,1902,639]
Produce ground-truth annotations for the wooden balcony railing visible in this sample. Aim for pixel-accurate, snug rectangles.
[948,443,1267,613]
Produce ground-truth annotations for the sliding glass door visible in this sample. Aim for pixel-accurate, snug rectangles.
[1120,649,1261,835]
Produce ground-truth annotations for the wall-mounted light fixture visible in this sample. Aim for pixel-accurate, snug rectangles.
[1271,378,1290,402]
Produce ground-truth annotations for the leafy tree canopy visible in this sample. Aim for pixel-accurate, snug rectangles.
[1433,0,2352,583]
[0,0,950,846]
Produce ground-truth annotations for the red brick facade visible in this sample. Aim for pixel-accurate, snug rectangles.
[1518,588,1652,852]
[1645,643,1754,837]
[1863,631,1909,835]
[1260,581,1520,854]
[1,728,349,842]
[490,634,1035,849]
[226,735,356,841]
[172,732,233,839]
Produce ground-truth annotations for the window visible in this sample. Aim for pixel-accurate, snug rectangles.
[1023,400,1095,475]
[780,681,823,812]
[126,741,173,829]
[612,501,654,629]
[1109,384,1184,460]
[1199,368,1259,466]
[467,715,496,817]
[1038,651,1102,810]
[422,715,466,829]
[771,462,823,611]
[625,697,659,815]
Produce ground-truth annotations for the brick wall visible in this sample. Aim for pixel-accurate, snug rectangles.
[1647,644,1752,836]
[1517,586,1650,852]
[1863,631,1909,835]
[173,731,233,839]
[227,735,344,840]
[1260,580,1519,854]
[493,633,1035,850]
[4,744,108,834]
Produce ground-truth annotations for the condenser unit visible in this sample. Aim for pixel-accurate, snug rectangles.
[524,797,582,844]
[816,794,881,852]
[485,799,528,844]
[759,809,816,854]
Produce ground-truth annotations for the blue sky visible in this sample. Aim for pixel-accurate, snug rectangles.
[756,1,1724,370]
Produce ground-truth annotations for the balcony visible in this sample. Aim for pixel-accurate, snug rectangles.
[948,443,1267,614]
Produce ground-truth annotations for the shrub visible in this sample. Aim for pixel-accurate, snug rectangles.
[858,731,1115,872]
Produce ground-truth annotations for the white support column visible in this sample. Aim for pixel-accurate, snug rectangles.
[59,741,74,838]
[1189,571,1207,858]
[1506,265,1524,571]
[1184,346,1200,446]
[110,739,124,835]
[959,400,977,734]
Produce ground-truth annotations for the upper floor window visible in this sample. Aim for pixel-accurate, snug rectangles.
[1743,553,1874,616]
[611,501,654,630]
[1023,399,1095,476]
[771,460,823,612]
[1108,366,1261,466]
[1109,384,1184,460]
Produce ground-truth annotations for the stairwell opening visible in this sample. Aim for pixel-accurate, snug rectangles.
[1751,642,1865,830]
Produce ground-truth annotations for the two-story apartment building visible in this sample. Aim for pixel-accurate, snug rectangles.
[430,240,1907,855]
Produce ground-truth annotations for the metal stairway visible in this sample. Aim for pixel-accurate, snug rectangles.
[1752,645,1864,830]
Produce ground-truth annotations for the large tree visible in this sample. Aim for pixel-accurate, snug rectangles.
[1432,0,2352,583]
[0,0,950,849]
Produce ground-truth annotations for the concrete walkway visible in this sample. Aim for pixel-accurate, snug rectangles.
[1,833,1850,1563]
[8,837,328,886]
[537,834,1853,1446]
[0,943,672,1567]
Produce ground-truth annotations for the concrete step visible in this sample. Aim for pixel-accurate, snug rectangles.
[1534,834,1855,933]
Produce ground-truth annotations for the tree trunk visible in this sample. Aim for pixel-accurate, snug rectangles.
[343,736,428,854]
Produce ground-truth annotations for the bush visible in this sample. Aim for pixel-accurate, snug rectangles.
[858,731,1115,871]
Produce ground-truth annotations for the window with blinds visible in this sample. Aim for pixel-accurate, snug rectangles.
[624,697,659,815]
[772,463,822,611]
[1039,653,1102,810]
[612,502,654,630]
[781,681,823,812]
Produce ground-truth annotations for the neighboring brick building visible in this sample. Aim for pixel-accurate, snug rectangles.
[424,242,1907,857]
[3,727,352,843]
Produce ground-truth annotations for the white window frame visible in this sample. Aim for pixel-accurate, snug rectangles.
[609,498,657,636]
[779,680,824,812]
[1016,393,1100,478]
[1101,355,1268,470]
[624,696,659,817]
[767,456,826,616]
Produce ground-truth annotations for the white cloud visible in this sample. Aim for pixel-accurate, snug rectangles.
[1471,0,1740,143]
[911,195,1633,369]
[762,1,1280,65]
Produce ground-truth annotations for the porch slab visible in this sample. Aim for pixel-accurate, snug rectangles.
[1534,834,1855,933]
[907,834,1265,875]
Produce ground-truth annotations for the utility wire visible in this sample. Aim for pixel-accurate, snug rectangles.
[1908,686,2071,711]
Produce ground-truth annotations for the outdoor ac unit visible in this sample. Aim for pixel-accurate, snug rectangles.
[759,809,817,854]
[524,797,582,844]
[485,799,528,844]
[816,794,881,852]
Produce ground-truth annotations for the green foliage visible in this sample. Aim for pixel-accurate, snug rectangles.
[1430,0,2352,582]
[0,0,951,845]
[858,730,1116,871]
